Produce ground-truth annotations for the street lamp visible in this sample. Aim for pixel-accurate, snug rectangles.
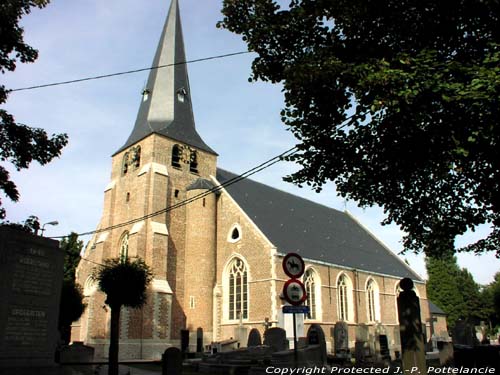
[40,220,59,236]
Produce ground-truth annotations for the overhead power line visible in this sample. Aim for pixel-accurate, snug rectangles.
[10,51,251,92]
[50,146,298,240]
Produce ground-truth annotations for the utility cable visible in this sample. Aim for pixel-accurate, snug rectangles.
[10,51,251,92]
[49,146,298,240]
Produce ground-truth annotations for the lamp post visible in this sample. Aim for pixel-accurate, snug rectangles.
[40,220,58,236]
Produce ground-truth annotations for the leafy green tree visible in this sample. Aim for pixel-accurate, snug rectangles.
[0,215,40,233]
[0,0,68,219]
[426,254,465,329]
[92,258,153,375]
[219,0,500,258]
[60,232,83,280]
[58,280,85,344]
[58,232,85,344]
[456,268,484,324]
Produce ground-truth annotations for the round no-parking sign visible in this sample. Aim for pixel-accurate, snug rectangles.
[283,279,307,306]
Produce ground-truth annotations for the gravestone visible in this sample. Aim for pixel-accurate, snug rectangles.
[264,327,288,352]
[307,324,327,364]
[333,321,350,358]
[377,335,391,362]
[453,320,475,346]
[355,325,370,362]
[196,328,203,353]
[247,328,262,347]
[397,278,427,375]
[181,329,189,353]
[162,347,182,375]
[0,228,63,371]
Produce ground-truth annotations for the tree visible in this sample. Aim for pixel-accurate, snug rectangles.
[218,0,500,257]
[58,232,85,344]
[0,0,68,219]
[92,258,153,375]
[456,268,484,324]
[0,214,40,233]
[425,254,465,329]
[60,232,83,280]
[58,280,85,344]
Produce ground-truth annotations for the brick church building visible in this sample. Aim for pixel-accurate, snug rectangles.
[73,0,430,360]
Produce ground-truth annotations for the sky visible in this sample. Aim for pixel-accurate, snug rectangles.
[2,0,498,285]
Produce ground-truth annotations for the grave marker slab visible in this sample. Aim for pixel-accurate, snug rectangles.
[0,228,63,370]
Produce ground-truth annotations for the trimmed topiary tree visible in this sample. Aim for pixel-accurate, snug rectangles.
[92,257,153,375]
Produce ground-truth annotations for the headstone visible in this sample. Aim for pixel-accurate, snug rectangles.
[58,342,94,363]
[181,329,189,353]
[307,324,327,364]
[264,327,289,352]
[333,321,350,358]
[355,325,370,362]
[0,228,63,370]
[162,347,182,375]
[196,327,203,353]
[397,278,427,375]
[247,328,262,347]
[377,334,391,362]
[453,320,475,346]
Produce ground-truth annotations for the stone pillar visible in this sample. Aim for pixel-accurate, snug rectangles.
[397,278,427,375]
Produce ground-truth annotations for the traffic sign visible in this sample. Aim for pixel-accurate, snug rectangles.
[283,279,307,306]
[282,253,305,279]
[282,305,310,314]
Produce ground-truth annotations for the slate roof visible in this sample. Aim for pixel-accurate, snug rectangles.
[216,168,422,281]
[187,178,217,191]
[429,301,446,315]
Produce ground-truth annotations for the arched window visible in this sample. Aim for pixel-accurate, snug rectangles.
[83,276,97,297]
[337,274,353,322]
[172,144,181,168]
[304,268,317,320]
[122,152,129,175]
[132,146,141,168]
[119,232,129,262]
[189,150,198,173]
[366,279,380,323]
[227,258,248,320]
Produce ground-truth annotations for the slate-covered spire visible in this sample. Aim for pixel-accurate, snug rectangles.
[115,0,216,155]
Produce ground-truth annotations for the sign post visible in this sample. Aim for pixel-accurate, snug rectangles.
[282,253,307,366]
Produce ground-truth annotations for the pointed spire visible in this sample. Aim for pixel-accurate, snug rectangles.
[115,0,216,155]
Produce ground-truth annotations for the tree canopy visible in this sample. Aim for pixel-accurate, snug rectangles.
[58,232,85,344]
[92,258,153,375]
[0,0,68,219]
[218,0,500,257]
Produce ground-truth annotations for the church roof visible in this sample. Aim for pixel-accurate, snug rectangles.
[114,0,216,156]
[187,178,217,191]
[216,168,422,281]
[429,301,446,315]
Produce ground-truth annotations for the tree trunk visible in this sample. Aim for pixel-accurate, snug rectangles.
[108,305,121,375]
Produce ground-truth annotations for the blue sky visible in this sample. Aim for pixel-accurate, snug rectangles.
[2,0,498,284]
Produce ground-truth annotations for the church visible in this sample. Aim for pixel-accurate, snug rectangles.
[73,0,430,360]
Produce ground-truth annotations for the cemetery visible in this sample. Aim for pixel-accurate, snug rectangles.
[1,226,499,375]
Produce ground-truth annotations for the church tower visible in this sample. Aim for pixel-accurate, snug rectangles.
[74,0,218,359]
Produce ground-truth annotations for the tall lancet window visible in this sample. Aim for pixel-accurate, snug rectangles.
[172,144,181,168]
[337,274,350,321]
[304,268,317,320]
[227,258,248,321]
[119,232,129,262]
[366,279,380,323]
[189,150,198,173]
[122,152,129,175]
